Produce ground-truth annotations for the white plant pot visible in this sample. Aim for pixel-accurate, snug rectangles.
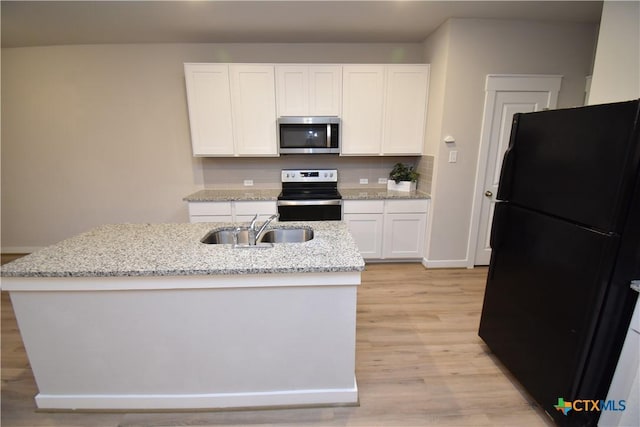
[387,180,416,192]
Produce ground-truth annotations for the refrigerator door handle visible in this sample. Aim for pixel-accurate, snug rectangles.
[496,114,520,201]
[489,203,507,251]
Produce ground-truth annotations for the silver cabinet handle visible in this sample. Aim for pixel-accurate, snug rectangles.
[485,191,493,197]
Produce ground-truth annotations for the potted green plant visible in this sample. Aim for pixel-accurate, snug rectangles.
[388,163,419,192]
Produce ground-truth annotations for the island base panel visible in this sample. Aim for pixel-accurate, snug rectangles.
[9,275,359,410]
[34,378,358,410]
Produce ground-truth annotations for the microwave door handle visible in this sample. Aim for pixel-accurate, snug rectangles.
[326,124,331,148]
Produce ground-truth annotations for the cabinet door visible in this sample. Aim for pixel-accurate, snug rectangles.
[382,213,426,259]
[341,65,385,155]
[184,64,235,156]
[383,65,429,155]
[309,65,342,116]
[188,202,233,223]
[344,213,384,259]
[230,65,278,156]
[276,65,309,116]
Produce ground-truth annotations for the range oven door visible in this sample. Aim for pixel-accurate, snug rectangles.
[277,200,342,221]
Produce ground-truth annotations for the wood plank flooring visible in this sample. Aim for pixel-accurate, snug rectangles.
[1,259,552,426]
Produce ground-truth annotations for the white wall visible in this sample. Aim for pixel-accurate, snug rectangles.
[1,43,425,251]
[423,19,598,267]
[588,0,640,104]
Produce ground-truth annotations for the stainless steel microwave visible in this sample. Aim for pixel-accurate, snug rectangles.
[278,116,340,155]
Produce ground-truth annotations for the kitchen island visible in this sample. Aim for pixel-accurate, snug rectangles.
[1,221,364,411]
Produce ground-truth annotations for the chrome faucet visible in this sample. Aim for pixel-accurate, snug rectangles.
[248,214,279,245]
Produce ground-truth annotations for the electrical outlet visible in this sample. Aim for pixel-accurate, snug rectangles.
[359,178,369,185]
[378,177,388,185]
[243,179,254,186]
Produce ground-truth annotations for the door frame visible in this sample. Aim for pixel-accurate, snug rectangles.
[467,74,562,268]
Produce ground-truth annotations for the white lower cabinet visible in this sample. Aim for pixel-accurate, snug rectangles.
[343,199,429,260]
[188,202,233,223]
[188,201,276,223]
[382,213,427,258]
[343,201,385,259]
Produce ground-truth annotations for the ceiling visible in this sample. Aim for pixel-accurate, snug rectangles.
[1,1,603,48]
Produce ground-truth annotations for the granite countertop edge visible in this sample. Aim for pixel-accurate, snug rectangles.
[1,265,363,278]
[1,222,365,279]
[183,188,430,202]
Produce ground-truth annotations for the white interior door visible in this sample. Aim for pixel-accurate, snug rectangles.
[471,75,562,266]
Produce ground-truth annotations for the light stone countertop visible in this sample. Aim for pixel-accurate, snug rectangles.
[183,189,280,202]
[1,222,364,278]
[182,187,430,202]
[339,187,430,200]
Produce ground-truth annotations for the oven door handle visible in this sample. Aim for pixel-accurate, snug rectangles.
[277,199,342,206]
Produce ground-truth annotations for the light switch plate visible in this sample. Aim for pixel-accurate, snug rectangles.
[359,178,369,185]
[243,180,254,186]
[448,151,458,163]
[378,177,388,184]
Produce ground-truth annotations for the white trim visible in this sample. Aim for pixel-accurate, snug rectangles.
[2,271,361,292]
[35,380,359,410]
[1,246,41,254]
[484,74,562,92]
[467,74,562,268]
[421,258,469,269]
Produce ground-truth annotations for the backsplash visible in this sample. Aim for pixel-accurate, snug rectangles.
[416,155,434,194]
[200,155,433,193]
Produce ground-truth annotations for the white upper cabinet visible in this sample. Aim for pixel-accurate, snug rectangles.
[341,64,429,156]
[184,63,278,157]
[383,65,430,155]
[185,63,428,157]
[276,65,342,116]
[341,65,386,155]
[184,64,235,156]
[229,65,278,156]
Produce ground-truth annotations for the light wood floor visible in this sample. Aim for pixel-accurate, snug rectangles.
[1,259,552,426]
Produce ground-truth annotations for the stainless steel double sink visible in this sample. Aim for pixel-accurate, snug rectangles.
[201,226,314,247]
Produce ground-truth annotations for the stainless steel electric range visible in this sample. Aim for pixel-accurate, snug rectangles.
[277,169,342,221]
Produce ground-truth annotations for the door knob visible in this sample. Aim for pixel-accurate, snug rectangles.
[485,191,493,197]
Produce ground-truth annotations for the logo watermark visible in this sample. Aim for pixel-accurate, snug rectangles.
[554,398,626,415]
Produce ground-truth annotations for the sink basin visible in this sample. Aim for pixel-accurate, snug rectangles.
[201,227,250,245]
[259,227,314,243]
[201,226,314,245]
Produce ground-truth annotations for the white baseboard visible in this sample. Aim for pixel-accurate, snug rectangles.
[421,258,470,269]
[35,381,359,410]
[2,246,41,254]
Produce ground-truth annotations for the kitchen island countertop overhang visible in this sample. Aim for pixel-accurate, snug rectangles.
[1,221,364,279]
[1,221,364,411]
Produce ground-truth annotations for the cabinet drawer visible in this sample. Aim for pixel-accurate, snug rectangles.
[385,199,429,214]
[343,200,385,214]
[190,215,234,223]
[234,201,277,216]
[188,202,232,216]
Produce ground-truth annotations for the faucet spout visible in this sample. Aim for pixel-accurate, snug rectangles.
[255,214,280,244]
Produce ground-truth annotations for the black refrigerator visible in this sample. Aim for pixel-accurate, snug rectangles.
[478,99,640,426]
